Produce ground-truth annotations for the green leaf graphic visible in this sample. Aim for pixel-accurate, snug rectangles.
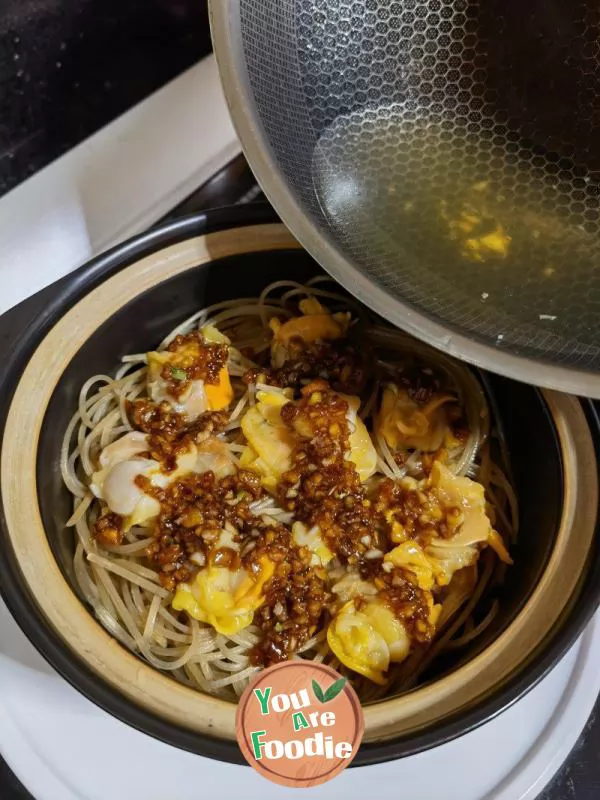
[312,677,347,703]
[323,677,347,703]
[312,679,325,703]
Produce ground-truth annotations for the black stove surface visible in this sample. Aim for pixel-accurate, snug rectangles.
[0,156,597,800]
[0,0,212,198]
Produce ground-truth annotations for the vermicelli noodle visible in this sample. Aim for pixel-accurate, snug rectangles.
[61,278,517,701]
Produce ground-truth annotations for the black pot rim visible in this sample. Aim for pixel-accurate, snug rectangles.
[0,203,599,767]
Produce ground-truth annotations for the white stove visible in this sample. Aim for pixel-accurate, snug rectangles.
[0,53,597,800]
[2,598,599,800]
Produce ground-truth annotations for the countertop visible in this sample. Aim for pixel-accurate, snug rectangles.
[1,0,211,197]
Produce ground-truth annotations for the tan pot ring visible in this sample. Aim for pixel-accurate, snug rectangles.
[1,222,598,746]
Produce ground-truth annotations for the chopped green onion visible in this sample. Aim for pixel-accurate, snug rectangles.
[171,367,187,381]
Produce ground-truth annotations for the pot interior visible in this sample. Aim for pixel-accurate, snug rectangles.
[36,248,563,693]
